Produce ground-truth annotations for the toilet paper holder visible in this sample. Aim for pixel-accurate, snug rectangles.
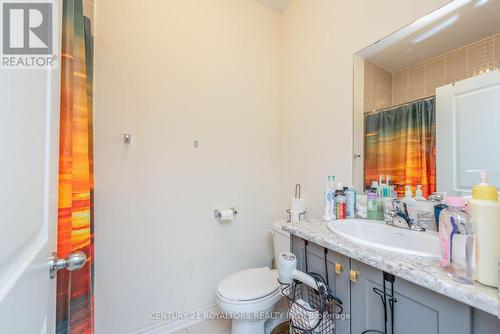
[214,208,238,219]
[286,209,306,223]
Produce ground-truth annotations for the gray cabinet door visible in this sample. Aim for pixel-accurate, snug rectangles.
[325,249,350,334]
[350,259,387,334]
[290,236,350,334]
[351,260,471,334]
[472,308,500,333]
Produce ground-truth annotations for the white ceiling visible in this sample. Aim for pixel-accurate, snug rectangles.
[255,0,292,13]
[358,0,500,72]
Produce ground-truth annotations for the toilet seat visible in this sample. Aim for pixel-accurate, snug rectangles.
[217,267,279,302]
[215,222,290,334]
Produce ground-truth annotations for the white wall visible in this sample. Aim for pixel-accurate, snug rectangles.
[279,0,451,218]
[94,0,281,333]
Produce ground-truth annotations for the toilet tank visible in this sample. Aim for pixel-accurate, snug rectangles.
[271,221,290,268]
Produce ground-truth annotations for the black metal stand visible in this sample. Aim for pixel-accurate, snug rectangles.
[304,239,309,272]
[361,272,397,334]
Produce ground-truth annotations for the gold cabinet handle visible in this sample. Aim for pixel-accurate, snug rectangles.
[350,270,360,283]
[334,263,344,275]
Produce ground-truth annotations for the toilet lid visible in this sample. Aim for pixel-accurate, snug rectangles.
[217,267,279,301]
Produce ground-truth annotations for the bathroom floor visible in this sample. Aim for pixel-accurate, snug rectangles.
[172,319,230,334]
[172,318,290,334]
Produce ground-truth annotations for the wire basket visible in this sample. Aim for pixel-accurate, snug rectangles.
[280,276,342,334]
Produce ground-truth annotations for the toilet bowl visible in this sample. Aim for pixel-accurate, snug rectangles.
[215,221,290,334]
[216,267,282,334]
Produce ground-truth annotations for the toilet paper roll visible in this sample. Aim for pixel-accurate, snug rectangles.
[290,198,306,223]
[291,198,306,212]
[290,209,301,223]
[218,209,234,221]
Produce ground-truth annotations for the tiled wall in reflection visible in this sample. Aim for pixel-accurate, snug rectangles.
[363,62,393,112]
[364,33,500,113]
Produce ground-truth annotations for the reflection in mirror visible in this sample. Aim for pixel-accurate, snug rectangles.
[353,0,500,199]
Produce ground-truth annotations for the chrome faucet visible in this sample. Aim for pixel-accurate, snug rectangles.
[427,192,445,203]
[386,199,426,232]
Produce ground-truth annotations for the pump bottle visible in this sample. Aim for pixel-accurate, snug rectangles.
[467,170,500,287]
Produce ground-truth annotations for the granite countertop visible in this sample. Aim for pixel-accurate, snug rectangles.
[282,219,499,317]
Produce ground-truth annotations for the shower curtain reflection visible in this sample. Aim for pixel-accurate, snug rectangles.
[364,97,436,197]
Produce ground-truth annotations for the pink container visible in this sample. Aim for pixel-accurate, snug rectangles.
[446,197,466,208]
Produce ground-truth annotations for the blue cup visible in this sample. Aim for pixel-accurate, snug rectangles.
[434,204,448,231]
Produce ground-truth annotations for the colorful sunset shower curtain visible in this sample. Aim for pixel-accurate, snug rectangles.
[364,97,436,197]
[56,0,94,333]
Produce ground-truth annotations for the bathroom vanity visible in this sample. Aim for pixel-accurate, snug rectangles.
[284,220,500,334]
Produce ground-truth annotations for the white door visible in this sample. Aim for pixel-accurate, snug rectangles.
[0,1,67,333]
[436,70,500,195]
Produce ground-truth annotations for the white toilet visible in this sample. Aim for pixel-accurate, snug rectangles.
[216,221,290,334]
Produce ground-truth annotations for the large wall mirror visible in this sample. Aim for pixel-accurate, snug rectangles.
[353,0,500,197]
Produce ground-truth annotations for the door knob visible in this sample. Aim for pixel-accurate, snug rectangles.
[49,251,87,279]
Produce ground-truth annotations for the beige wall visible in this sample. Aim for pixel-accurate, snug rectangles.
[94,1,281,333]
[364,32,500,112]
[280,0,450,218]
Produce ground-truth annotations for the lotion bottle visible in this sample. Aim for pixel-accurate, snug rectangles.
[467,170,500,287]
[322,176,335,222]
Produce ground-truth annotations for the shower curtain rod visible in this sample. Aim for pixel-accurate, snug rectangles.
[364,95,435,115]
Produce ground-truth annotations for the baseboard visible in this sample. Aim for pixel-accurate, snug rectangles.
[129,304,220,334]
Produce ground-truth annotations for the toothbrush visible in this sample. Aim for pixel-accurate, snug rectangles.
[449,216,459,264]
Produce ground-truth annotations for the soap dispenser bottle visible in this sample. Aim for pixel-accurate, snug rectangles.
[415,185,425,200]
[467,170,500,287]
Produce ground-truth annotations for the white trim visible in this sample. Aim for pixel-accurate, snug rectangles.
[128,304,220,334]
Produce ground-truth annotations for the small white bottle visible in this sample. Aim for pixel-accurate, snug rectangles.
[415,185,426,200]
[402,186,417,223]
[329,177,337,219]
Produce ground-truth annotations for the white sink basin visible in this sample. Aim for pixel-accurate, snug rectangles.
[327,219,440,258]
